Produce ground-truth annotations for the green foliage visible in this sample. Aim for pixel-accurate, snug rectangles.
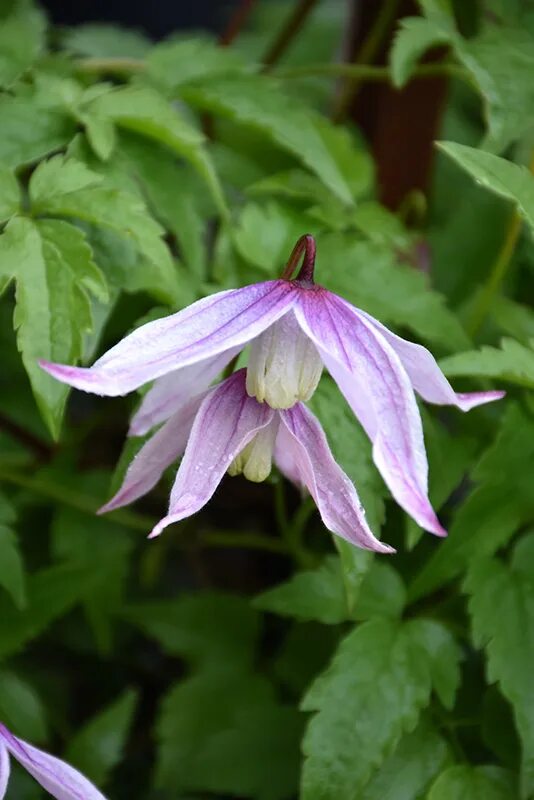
[438,142,534,233]
[441,338,534,388]
[465,535,534,797]
[301,617,460,799]
[0,2,532,798]
[428,765,517,799]
[65,689,138,785]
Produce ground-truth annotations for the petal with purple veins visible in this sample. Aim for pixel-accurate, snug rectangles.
[129,347,242,436]
[100,394,205,514]
[149,370,275,539]
[355,307,505,411]
[295,290,446,537]
[0,724,107,800]
[0,741,10,800]
[278,403,394,553]
[40,281,296,396]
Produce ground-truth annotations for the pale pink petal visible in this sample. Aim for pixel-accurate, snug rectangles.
[0,724,107,800]
[0,742,9,800]
[40,281,296,396]
[356,308,505,410]
[294,291,446,537]
[278,404,394,553]
[99,394,205,513]
[149,370,275,538]
[129,347,241,436]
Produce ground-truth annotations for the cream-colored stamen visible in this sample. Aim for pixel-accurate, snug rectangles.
[228,418,279,482]
[246,312,323,409]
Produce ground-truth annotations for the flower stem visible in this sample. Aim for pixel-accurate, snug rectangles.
[262,0,320,70]
[281,234,316,282]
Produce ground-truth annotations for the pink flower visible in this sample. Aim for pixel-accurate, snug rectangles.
[0,722,107,800]
[100,369,393,553]
[40,235,504,542]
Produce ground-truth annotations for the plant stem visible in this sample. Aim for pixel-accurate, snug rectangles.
[332,0,402,123]
[467,151,534,336]
[262,0,320,70]
[200,530,288,554]
[219,0,257,46]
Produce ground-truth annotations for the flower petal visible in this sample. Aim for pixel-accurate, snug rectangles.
[356,308,505,410]
[278,404,394,553]
[0,724,107,800]
[149,370,275,539]
[99,394,205,514]
[40,281,295,396]
[295,291,446,537]
[0,742,9,800]
[129,347,241,436]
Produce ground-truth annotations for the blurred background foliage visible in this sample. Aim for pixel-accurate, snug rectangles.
[0,0,534,798]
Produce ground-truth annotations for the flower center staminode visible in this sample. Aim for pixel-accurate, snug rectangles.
[246,313,323,408]
[228,418,279,482]
[246,233,323,410]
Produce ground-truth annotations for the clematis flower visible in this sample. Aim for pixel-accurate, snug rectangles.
[99,369,393,553]
[0,722,107,800]
[40,235,504,539]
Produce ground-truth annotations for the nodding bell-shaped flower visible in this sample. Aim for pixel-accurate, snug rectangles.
[0,722,107,800]
[100,370,394,553]
[40,235,504,540]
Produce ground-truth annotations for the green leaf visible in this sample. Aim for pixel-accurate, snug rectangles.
[438,143,534,233]
[61,23,150,58]
[0,670,47,742]
[390,17,451,88]
[37,219,108,303]
[65,689,137,786]
[234,201,310,274]
[0,165,20,222]
[0,95,75,169]
[38,183,180,306]
[428,765,517,799]
[182,76,355,204]
[89,85,227,215]
[491,297,534,345]
[0,563,96,659]
[123,592,260,672]
[440,338,534,389]
[82,112,116,161]
[156,671,302,800]
[301,617,456,799]
[119,132,210,282]
[254,556,350,624]
[457,27,534,153]
[0,215,108,435]
[354,561,407,620]
[0,523,26,609]
[0,1,46,88]
[410,404,534,601]
[465,537,534,797]
[316,232,470,351]
[360,718,448,800]
[147,37,247,91]
[29,155,103,209]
